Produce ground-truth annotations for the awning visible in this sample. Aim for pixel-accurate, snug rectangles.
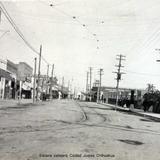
[22,81,32,91]
[0,68,12,80]
[52,85,59,91]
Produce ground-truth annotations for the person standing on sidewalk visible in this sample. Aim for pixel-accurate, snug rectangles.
[142,99,148,112]
[129,90,135,111]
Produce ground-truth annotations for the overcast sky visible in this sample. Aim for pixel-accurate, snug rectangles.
[1,0,160,91]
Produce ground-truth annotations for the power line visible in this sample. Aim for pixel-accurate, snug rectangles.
[124,70,160,77]
[49,1,70,7]
[39,0,100,46]
[0,2,38,53]
[127,25,160,58]
[0,2,50,65]
[10,10,84,26]
[0,30,9,40]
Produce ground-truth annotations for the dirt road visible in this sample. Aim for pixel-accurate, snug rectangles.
[0,100,160,160]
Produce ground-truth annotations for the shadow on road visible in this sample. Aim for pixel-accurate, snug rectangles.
[117,139,144,145]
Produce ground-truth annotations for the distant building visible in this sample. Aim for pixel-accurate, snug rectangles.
[91,86,146,107]
[17,62,33,81]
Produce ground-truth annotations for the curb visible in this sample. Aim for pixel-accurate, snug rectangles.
[100,103,160,122]
[131,110,160,122]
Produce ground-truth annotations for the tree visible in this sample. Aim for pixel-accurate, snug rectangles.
[146,83,155,93]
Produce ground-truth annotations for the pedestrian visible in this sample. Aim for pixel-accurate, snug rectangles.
[143,100,148,112]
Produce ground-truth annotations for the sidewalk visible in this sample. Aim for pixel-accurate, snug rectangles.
[101,102,160,122]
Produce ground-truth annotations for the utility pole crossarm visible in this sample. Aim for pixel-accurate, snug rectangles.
[115,65,124,67]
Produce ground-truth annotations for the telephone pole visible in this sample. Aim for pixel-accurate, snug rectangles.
[68,80,70,99]
[36,45,42,101]
[74,87,76,99]
[113,54,126,108]
[97,68,104,103]
[50,64,54,100]
[46,64,49,94]
[62,77,64,99]
[70,78,73,99]
[33,57,37,103]
[89,67,92,101]
[86,71,89,100]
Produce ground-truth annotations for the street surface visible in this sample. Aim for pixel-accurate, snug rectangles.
[0,100,160,160]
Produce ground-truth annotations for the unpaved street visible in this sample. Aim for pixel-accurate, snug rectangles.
[0,100,160,160]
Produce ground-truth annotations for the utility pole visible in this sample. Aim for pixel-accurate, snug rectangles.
[36,45,42,101]
[18,81,22,104]
[50,64,54,100]
[68,80,70,99]
[33,57,37,103]
[74,87,76,99]
[70,78,73,99]
[89,67,92,101]
[97,68,104,103]
[86,71,89,101]
[46,64,49,95]
[113,54,126,108]
[97,80,100,103]
[62,77,64,99]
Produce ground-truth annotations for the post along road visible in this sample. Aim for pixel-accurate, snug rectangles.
[0,100,160,160]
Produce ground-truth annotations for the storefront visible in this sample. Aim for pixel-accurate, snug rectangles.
[0,68,12,99]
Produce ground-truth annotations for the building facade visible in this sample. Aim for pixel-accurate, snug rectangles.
[17,62,33,99]
[91,86,146,108]
[17,62,33,81]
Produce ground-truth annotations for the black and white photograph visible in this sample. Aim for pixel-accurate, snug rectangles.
[0,0,160,160]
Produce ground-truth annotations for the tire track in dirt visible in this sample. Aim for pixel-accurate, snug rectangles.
[75,101,107,125]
